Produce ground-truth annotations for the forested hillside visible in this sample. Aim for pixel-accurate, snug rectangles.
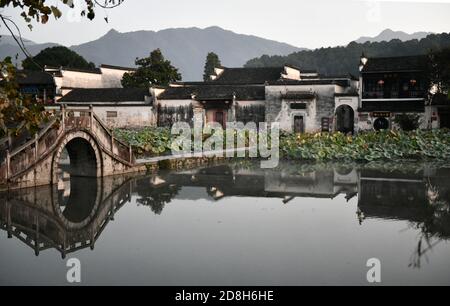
[245,33,450,75]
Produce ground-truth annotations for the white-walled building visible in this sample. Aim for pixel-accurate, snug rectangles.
[152,66,359,133]
[56,88,155,128]
[45,64,136,99]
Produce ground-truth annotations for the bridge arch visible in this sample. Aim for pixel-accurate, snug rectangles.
[52,176,103,231]
[52,130,103,184]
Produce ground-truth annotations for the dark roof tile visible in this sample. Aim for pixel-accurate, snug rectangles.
[158,85,265,101]
[58,88,150,103]
[362,55,427,73]
[212,67,284,84]
[16,70,55,85]
[100,64,137,71]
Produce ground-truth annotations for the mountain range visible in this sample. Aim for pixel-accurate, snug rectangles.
[0,27,437,80]
[354,29,433,44]
[0,26,301,81]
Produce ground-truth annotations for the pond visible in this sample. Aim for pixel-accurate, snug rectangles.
[0,161,450,285]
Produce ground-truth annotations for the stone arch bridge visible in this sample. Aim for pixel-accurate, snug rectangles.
[0,107,147,190]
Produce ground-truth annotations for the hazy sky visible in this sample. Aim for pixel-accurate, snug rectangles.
[1,0,449,49]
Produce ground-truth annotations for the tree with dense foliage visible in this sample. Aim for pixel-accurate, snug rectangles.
[0,0,124,28]
[203,52,221,81]
[0,57,50,138]
[22,46,96,70]
[0,0,124,137]
[121,49,181,88]
[393,114,421,131]
[245,33,450,76]
[427,48,450,94]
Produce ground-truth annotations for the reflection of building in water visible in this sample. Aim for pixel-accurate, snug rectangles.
[0,175,134,258]
[358,166,450,238]
[157,164,358,202]
[1,162,449,258]
[358,168,428,222]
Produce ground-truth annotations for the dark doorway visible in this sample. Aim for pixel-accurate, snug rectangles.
[336,105,355,134]
[293,115,305,133]
[374,117,389,131]
[215,111,225,128]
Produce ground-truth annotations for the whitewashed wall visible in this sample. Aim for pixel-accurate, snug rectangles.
[61,70,103,89]
[95,106,156,128]
[52,105,156,129]
[100,67,133,88]
[266,84,337,133]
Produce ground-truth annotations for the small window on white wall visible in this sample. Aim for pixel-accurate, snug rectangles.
[106,111,118,118]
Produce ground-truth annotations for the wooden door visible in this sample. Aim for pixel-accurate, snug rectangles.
[294,116,304,133]
[215,111,225,128]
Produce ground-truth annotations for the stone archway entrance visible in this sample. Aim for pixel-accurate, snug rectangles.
[336,105,355,134]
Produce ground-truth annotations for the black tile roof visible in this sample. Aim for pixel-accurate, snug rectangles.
[268,79,351,87]
[61,67,102,74]
[212,67,284,84]
[158,85,265,101]
[321,73,358,81]
[16,70,55,85]
[58,88,150,103]
[362,55,427,73]
[100,64,137,71]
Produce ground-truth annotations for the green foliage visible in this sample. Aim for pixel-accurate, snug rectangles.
[245,33,450,76]
[279,130,450,161]
[22,46,96,71]
[427,48,450,94]
[0,1,123,137]
[393,114,420,131]
[203,52,221,81]
[0,0,124,29]
[0,57,50,137]
[114,127,173,156]
[121,49,181,88]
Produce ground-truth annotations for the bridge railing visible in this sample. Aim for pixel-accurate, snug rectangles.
[1,105,134,185]
[1,115,62,184]
[62,106,133,163]
[91,111,133,164]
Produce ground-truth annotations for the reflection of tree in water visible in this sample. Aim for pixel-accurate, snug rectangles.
[409,178,450,269]
[134,180,181,215]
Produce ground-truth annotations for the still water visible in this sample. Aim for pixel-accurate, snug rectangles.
[0,161,450,285]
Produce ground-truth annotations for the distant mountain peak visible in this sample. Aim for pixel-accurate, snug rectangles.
[3,26,301,81]
[204,26,224,31]
[380,28,395,34]
[354,29,434,44]
[104,28,121,36]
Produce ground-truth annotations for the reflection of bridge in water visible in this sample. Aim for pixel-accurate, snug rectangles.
[1,162,450,259]
[0,174,135,258]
